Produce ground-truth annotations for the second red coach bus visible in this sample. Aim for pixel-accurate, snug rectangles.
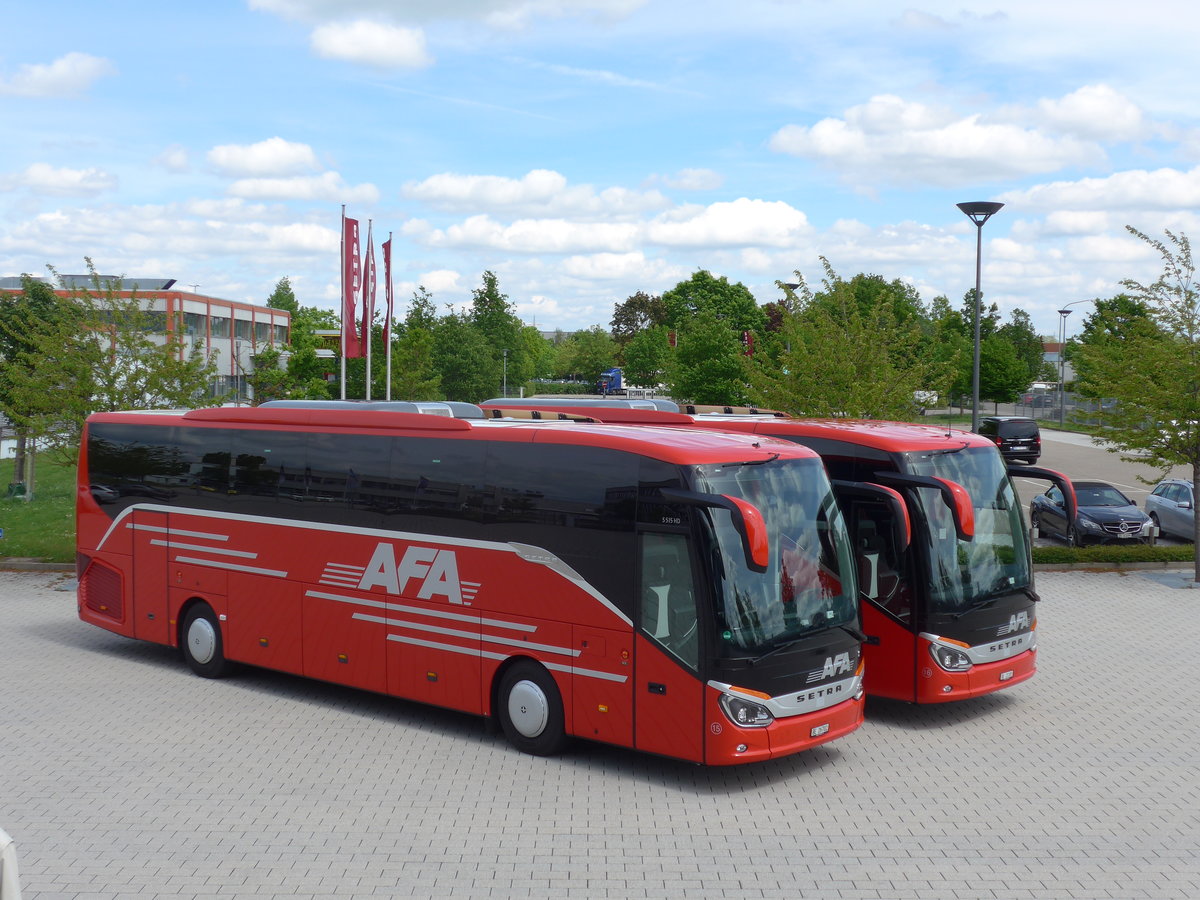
[480,399,1074,704]
[77,403,866,764]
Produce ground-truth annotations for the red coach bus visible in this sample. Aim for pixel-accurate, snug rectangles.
[480,399,1074,704]
[77,402,867,764]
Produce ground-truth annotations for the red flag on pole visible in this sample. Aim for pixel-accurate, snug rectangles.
[361,221,376,353]
[381,236,393,345]
[341,215,362,359]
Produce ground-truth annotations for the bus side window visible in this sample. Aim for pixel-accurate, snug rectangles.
[640,533,699,670]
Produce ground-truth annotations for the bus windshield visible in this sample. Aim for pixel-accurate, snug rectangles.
[691,457,857,655]
[902,445,1031,614]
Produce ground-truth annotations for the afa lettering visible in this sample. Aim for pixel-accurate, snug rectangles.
[359,542,464,603]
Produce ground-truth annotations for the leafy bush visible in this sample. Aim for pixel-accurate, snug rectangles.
[1032,542,1194,566]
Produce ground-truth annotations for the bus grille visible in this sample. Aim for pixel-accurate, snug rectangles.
[80,562,124,621]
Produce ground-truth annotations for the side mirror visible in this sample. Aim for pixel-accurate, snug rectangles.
[1013,465,1077,527]
[873,472,975,541]
[1180,500,1193,511]
[660,488,768,572]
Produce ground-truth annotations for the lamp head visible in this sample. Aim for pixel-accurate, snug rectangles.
[956,201,1004,226]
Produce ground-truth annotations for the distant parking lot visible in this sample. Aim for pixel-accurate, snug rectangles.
[3,567,1199,899]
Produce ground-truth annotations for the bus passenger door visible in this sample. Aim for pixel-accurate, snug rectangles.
[634,531,705,763]
[849,500,917,700]
[131,508,170,644]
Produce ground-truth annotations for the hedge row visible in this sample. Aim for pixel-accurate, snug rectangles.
[1031,542,1195,566]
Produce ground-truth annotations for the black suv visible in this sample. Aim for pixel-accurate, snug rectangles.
[977,416,1040,464]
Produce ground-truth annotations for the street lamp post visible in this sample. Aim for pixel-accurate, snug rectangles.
[957,201,1004,431]
[1056,299,1092,427]
[502,349,509,398]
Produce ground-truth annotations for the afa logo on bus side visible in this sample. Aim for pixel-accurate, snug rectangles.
[358,542,468,604]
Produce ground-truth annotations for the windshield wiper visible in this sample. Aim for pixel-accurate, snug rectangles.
[951,594,1001,619]
[924,442,971,457]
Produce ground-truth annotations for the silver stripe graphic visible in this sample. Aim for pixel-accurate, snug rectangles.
[150,540,257,558]
[543,659,629,684]
[385,633,504,661]
[353,612,578,657]
[306,589,536,632]
[129,523,230,541]
[173,555,288,578]
[384,635,627,683]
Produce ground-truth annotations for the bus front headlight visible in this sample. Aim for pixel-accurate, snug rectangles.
[719,694,774,728]
[929,643,972,672]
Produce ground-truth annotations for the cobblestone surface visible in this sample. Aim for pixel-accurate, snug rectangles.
[2,569,1198,899]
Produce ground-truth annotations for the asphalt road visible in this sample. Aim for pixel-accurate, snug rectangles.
[1009,427,1192,546]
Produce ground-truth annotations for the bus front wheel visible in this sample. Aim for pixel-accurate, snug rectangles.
[497,661,568,757]
[181,604,230,679]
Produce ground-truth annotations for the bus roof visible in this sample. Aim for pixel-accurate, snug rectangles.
[86,407,821,467]
[479,401,991,454]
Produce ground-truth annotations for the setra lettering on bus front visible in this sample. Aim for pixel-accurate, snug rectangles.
[358,542,465,603]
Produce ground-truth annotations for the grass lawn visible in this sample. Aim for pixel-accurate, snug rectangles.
[0,454,76,563]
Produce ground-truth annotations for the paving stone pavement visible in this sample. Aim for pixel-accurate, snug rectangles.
[2,568,1198,899]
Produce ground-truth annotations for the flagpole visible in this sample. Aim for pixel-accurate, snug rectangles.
[364,219,373,402]
[339,204,346,400]
[385,231,393,401]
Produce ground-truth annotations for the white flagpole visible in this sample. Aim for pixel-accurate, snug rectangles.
[385,231,393,401]
[364,219,373,402]
[339,204,346,400]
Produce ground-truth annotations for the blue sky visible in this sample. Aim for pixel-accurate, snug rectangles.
[2,0,1197,339]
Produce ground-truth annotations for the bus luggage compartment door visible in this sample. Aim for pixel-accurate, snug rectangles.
[131,508,170,644]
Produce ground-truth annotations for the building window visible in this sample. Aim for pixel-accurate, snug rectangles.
[210,316,231,338]
[235,319,252,341]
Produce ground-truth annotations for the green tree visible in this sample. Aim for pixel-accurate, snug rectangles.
[610,291,666,346]
[622,325,671,388]
[1073,228,1200,577]
[978,334,1029,403]
[556,326,616,387]
[662,270,766,336]
[748,262,948,417]
[389,287,443,400]
[470,271,531,394]
[432,312,499,402]
[996,308,1045,386]
[667,310,748,405]
[0,275,74,493]
[2,260,220,465]
[266,276,298,313]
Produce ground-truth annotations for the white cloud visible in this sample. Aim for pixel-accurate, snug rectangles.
[250,0,644,27]
[403,169,669,217]
[1000,166,1200,211]
[0,52,115,97]
[310,20,433,68]
[4,163,117,196]
[423,214,640,252]
[770,94,1103,186]
[651,168,724,191]
[227,171,380,203]
[646,198,810,248]
[208,137,322,177]
[1032,84,1150,142]
[153,145,190,173]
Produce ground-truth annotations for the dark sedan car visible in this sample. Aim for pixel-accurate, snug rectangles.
[1030,480,1153,547]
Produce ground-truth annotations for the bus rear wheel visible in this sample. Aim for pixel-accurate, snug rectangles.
[181,604,230,679]
[498,661,568,757]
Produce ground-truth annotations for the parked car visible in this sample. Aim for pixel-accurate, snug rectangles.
[1030,480,1153,547]
[976,416,1041,464]
[1145,478,1194,541]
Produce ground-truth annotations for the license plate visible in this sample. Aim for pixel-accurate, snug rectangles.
[1011,445,1027,451]
[1118,531,1136,539]
[999,670,1014,682]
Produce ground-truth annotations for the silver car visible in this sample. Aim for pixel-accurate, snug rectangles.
[1145,478,1194,541]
